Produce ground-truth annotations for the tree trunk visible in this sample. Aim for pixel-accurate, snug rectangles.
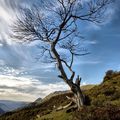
[68,81,85,110]
[73,86,84,110]
[51,44,85,110]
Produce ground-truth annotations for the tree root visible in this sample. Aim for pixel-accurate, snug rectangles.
[56,101,74,111]
[56,95,77,111]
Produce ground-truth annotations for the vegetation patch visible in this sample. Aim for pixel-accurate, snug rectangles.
[0,70,120,120]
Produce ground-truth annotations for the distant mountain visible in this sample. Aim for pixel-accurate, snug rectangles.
[29,98,42,106]
[30,86,95,107]
[0,108,4,115]
[0,103,10,112]
[0,100,29,112]
[40,85,95,104]
[34,98,42,103]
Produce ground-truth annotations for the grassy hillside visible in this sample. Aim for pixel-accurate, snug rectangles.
[85,71,120,107]
[0,70,120,120]
[0,92,73,120]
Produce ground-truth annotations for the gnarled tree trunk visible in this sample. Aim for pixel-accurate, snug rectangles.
[67,76,85,110]
[51,43,85,110]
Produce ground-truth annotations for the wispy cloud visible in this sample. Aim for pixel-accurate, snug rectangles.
[0,74,89,102]
[83,7,115,31]
[82,40,98,45]
[74,60,102,65]
[0,75,69,102]
[0,0,119,102]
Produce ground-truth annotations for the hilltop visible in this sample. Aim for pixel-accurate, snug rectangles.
[0,70,120,120]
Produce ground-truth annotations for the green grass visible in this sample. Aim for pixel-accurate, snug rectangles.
[36,109,73,120]
[85,73,120,107]
[81,84,95,91]
[0,70,120,120]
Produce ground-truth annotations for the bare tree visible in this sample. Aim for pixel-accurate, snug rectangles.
[11,0,114,110]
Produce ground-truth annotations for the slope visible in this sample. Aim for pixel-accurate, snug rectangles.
[0,70,120,120]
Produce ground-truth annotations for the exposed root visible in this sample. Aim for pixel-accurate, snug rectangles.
[56,101,73,111]
[66,96,76,103]
[56,94,84,111]
[56,95,77,111]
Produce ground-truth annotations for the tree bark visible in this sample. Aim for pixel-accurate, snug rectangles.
[67,81,85,110]
[74,87,85,109]
[51,43,85,110]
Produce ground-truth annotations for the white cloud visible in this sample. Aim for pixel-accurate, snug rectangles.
[74,60,101,65]
[0,0,20,44]
[0,43,3,47]
[0,74,89,102]
[82,40,98,45]
[81,81,87,86]
[0,75,33,87]
[0,6,12,23]
[0,75,69,102]
[0,90,37,102]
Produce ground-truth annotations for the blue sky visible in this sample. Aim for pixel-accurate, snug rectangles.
[0,0,120,102]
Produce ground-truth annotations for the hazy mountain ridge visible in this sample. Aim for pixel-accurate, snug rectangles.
[30,86,94,106]
[0,108,5,115]
[0,100,29,113]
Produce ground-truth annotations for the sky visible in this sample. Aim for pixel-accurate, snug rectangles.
[0,0,120,102]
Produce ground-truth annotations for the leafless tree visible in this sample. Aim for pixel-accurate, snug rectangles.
[11,0,114,110]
